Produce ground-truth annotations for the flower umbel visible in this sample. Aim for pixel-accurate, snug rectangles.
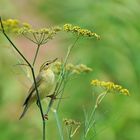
[63,24,100,39]
[63,118,81,138]
[91,79,130,96]
[53,61,93,75]
[0,19,20,33]
[18,26,61,45]
[0,19,62,45]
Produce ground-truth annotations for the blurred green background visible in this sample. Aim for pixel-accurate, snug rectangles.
[0,0,140,140]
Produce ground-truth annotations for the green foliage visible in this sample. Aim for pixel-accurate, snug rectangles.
[37,0,140,139]
[0,0,140,140]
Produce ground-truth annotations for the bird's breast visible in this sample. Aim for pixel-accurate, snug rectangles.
[39,69,55,98]
[43,69,55,84]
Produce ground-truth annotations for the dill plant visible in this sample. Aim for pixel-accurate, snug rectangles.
[0,17,129,140]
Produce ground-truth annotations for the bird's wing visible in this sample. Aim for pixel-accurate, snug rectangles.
[23,75,42,106]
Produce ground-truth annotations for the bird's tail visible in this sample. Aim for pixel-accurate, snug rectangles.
[19,104,29,120]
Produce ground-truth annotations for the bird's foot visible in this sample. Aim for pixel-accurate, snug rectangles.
[46,94,56,100]
[36,100,39,108]
[44,114,48,120]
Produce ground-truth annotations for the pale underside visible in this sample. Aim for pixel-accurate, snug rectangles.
[24,69,55,106]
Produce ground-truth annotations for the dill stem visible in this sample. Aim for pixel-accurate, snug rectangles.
[0,17,46,140]
[33,44,41,66]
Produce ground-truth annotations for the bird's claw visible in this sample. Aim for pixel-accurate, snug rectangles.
[46,94,56,100]
[44,114,48,120]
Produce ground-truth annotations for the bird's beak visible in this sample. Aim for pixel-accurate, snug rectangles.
[50,58,58,64]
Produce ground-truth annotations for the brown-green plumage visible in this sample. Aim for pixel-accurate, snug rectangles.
[19,59,57,119]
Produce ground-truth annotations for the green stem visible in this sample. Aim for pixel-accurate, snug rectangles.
[84,107,96,137]
[0,17,45,140]
[32,33,39,43]
[56,74,68,111]
[46,96,54,115]
[56,37,80,94]
[85,91,108,137]
[69,126,72,140]
[33,44,41,66]
[55,36,80,104]
[22,33,37,44]
[45,37,79,115]
[0,18,31,67]
[64,37,79,65]
[66,127,71,140]
[39,33,46,45]
[31,68,46,140]
[53,109,64,140]
[51,37,79,140]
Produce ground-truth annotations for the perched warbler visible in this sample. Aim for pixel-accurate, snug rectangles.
[19,58,57,119]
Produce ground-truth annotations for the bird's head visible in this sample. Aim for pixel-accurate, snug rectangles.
[40,58,57,72]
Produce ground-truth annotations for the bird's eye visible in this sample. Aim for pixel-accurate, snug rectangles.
[46,63,49,66]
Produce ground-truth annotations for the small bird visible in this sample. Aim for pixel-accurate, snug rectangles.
[19,58,57,120]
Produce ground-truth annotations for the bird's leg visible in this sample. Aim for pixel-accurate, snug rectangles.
[36,100,40,108]
[36,100,48,120]
[46,94,56,99]
[46,94,67,100]
[44,114,48,120]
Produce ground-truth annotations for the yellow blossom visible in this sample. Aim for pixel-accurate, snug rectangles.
[63,23,100,39]
[22,23,31,29]
[91,79,130,96]
[66,63,75,71]
[52,62,92,75]
[74,64,93,73]
[5,19,19,26]
[0,19,61,44]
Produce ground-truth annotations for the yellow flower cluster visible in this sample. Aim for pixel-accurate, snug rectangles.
[1,19,61,33]
[1,19,100,44]
[22,23,31,29]
[53,62,92,74]
[91,79,130,96]
[73,64,93,74]
[0,19,20,33]
[0,19,61,44]
[63,24,100,39]
[2,19,19,26]
[63,118,80,126]
[18,26,61,35]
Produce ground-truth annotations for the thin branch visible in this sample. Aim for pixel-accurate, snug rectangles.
[32,44,41,66]
[41,35,50,44]
[54,37,80,107]
[22,33,37,44]
[0,17,46,140]
[85,90,108,137]
[45,37,80,115]
[56,37,80,95]
[30,67,46,140]
[53,109,64,140]
[38,33,46,45]
[56,73,69,110]
[0,17,31,67]
[41,36,50,45]
[40,33,46,45]
[70,124,80,138]
[32,33,39,43]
